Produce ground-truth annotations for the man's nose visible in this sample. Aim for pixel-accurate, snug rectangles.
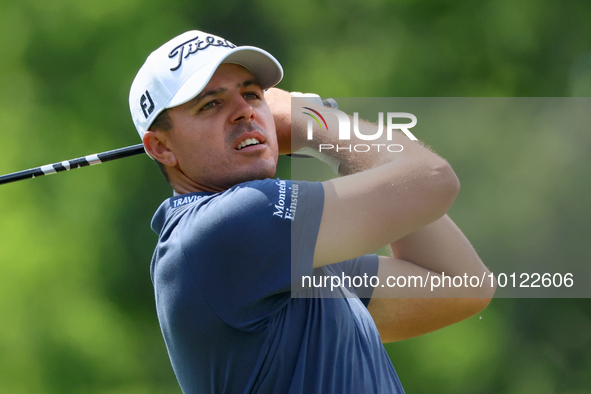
[229,95,254,123]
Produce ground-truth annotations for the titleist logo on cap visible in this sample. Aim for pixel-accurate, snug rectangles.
[168,35,237,71]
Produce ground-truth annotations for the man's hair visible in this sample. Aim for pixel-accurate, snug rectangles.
[149,109,173,182]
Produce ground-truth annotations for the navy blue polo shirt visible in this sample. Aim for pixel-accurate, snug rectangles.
[150,178,404,393]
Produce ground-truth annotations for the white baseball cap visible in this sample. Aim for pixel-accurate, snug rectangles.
[129,30,283,138]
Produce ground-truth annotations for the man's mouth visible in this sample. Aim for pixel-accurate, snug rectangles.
[236,138,261,150]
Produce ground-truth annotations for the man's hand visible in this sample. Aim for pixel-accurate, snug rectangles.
[264,88,296,155]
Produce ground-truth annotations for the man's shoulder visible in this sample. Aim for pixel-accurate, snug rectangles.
[150,179,292,232]
[151,178,325,238]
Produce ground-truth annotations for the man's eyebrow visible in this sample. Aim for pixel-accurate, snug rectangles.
[239,79,261,89]
[189,79,262,108]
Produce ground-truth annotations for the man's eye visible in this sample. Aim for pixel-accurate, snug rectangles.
[201,100,218,111]
[243,92,260,100]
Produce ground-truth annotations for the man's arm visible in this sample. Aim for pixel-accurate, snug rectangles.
[266,88,494,340]
[284,95,459,267]
[368,214,496,342]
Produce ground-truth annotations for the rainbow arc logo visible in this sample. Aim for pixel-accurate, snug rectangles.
[302,107,329,131]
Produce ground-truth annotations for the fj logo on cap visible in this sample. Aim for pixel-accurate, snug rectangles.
[168,35,237,71]
[140,90,155,119]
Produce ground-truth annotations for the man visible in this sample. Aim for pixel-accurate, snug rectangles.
[129,30,495,393]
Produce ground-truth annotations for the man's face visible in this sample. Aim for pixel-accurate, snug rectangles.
[164,64,278,192]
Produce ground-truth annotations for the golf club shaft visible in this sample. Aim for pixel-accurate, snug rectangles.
[0,144,146,185]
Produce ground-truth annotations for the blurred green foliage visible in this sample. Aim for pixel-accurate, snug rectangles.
[0,0,590,393]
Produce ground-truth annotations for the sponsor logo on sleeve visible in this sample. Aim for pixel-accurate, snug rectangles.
[172,194,206,208]
[273,180,299,221]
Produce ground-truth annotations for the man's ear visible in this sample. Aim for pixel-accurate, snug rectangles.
[142,131,178,167]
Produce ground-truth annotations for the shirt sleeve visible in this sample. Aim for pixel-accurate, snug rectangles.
[176,178,324,331]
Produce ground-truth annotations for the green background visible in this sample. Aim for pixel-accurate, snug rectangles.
[1,0,590,393]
